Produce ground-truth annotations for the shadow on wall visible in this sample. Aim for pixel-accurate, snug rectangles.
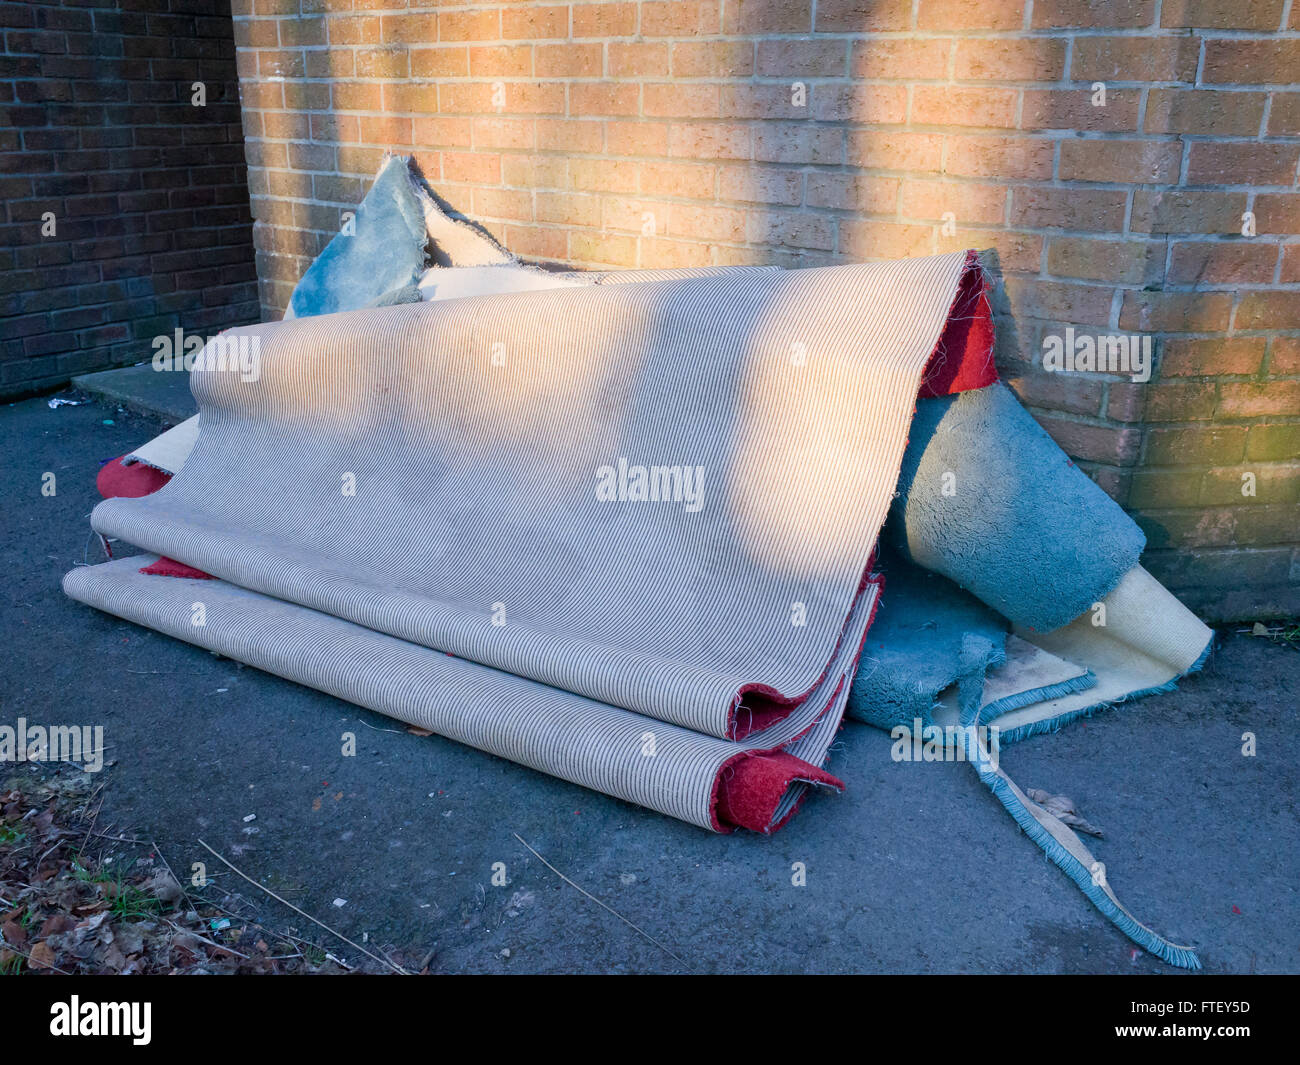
[250,3,1229,481]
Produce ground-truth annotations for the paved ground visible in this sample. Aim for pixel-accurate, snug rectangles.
[2,388,1298,974]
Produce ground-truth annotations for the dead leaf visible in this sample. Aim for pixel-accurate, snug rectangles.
[1026,788,1104,837]
[26,940,57,970]
[114,922,145,957]
[142,870,183,906]
[39,914,75,938]
[1,920,27,948]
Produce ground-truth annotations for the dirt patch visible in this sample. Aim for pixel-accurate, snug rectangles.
[0,767,422,974]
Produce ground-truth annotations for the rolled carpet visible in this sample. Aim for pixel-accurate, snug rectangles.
[67,250,993,834]
[65,246,1210,966]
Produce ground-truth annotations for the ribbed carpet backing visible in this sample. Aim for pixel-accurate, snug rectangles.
[67,251,983,833]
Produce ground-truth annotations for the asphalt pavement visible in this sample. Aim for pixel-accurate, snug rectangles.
[2,388,1296,973]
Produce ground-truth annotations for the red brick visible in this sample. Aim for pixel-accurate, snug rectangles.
[1247,424,1300,460]
[1282,245,1300,283]
[1012,186,1128,230]
[1022,89,1142,133]
[1160,337,1266,378]
[571,83,640,117]
[639,161,716,200]
[753,124,841,165]
[1235,291,1300,331]
[942,135,1054,180]
[469,45,534,78]
[1130,190,1250,235]
[818,0,914,32]
[1032,0,1155,28]
[839,219,934,259]
[535,44,602,78]
[640,1,721,37]
[808,172,899,213]
[1146,426,1247,464]
[501,6,568,39]
[912,86,1017,129]
[1200,466,1300,506]
[900,179,1005,224]
[1059,139,1182,183]
[568,231,638,266]
[469,117,534,151]
[1162,0,1285,30]
[1037,416,1143,465]
[1146,89,1266,135]
[441,151,501,185]
[471,186,533,222]
[1186,142,1300,186]
[1130,469,1202,507]
[1070,35,1198,82]
[917,0,1023,31]
[1203,40,1300,85]
[647,83,722,118]
[720,166,803,206]
[756,38,848,78]
[1004,369,1105,416]
[812,85,907,125]
[1218,381,1300,418]
[573,2,637,37]
[1168,242,1279,285]
[852,39,950,80]
[607,120,669,156]
[941,229,1045,272]
[671,40,753,78]
[953,38,1066,82]
[535,191,600,228]
[1267,93,1300,136]
[538,118,603,153]
[721,0,811,35]
[1047,237,1164,284]
[1120,291,1233,331]
[669,203,747,243]
[411,47,469,78]
[439,10,500,43]
[503,224,567,260]
[610,42,670,76]
[380,12,438,45]
[1254,194,1300,235]
[1143,381,1218,421]
[1001,278,1114,325]
[668,123,750,161]
[1270,337,1300,375]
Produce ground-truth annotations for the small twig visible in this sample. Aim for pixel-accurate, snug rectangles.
[512,832,685,966]
[125,669,206,676]
[164,918,249,960]
[85,831,149,845]
[196,839,407,975]
[355,718,405,735]
[324,951,356,971]
[76,784,107,861]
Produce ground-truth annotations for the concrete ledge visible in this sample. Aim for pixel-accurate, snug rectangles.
[73,363,197,424]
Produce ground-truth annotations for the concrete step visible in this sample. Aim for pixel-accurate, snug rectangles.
[72,362,197,425]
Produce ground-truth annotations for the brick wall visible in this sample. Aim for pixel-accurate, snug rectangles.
[0,0,258,400]
[232,0,1299,622]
